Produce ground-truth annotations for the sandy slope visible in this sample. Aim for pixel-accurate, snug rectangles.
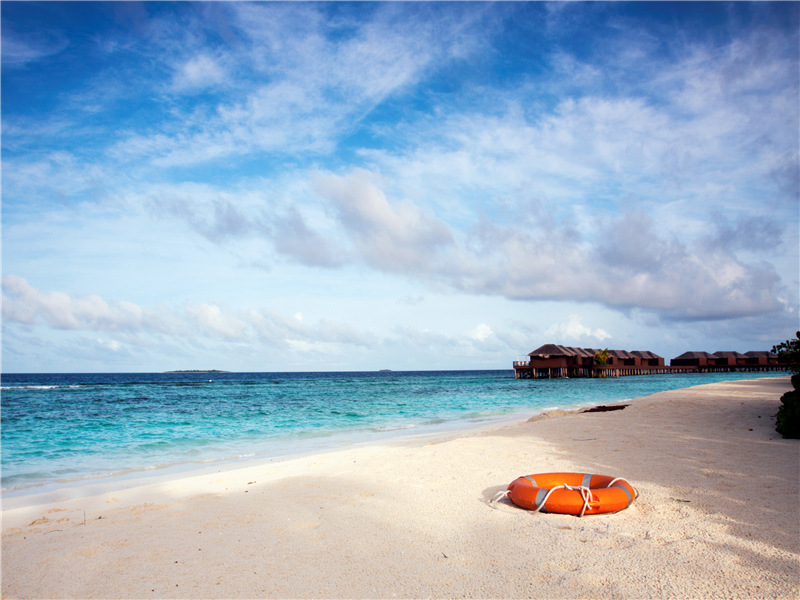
[2,377,798,599]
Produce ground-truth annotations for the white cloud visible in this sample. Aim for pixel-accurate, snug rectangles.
[2,152,111,204]
[1,274,156,332]
[3,3,797,372]
[119,149,792,324]
[314,169,455,273]
[1,275,375,350]
[97,338,122,352]
[545,315,611,343]
[98,3,487,169]
[306,167,789,321]
[172,54,226,91]
[185,303,248,341]
[469,323,493,342]
[331,24,797,322]
[272,207,346,268]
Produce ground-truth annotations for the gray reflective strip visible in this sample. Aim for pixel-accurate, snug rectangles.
[612,482,634,507]
[524,476,538,488]
[535,488,549,512]
[582,473,594,488]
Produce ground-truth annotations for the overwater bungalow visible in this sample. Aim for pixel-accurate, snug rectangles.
[744,351,779,366]
[513,344,667,379]
[631,350,665,367]
[514,345,785,379]
[712,351,747,368]
[671,351,717,368]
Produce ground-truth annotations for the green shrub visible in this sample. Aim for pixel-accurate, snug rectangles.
[775,373,800,439]
[773,333,800,439]
[772,331,800,375]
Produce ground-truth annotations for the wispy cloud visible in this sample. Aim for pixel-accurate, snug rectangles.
[2,275,522,370]
[2,2,797,371]
[171,54,227,91]
[1,275,374,349]
[98,2,489,169]
[314,170,455,274]
[1,26,68,67]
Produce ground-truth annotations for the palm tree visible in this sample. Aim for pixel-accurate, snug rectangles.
[594,348,609,365]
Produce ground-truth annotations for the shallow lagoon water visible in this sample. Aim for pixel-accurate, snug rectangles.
[1,369,784,494]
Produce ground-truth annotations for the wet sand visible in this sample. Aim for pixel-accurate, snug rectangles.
[2,377,798,598]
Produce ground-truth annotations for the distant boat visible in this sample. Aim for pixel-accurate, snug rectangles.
[378,369,392,372]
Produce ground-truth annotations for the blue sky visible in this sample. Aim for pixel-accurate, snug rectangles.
[2,1,798,373]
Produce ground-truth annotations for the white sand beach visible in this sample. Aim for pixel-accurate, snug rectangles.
[2,377,798,599]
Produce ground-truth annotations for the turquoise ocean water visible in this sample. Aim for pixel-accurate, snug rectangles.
[1,370,784,496]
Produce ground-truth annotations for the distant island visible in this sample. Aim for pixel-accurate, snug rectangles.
[164,370,229,373]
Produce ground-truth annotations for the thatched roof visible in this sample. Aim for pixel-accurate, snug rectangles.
[673,351,716,360]
[528,344,576,357]
[528,345,611,358]
[631,350,664,359]
[569,347,596,358]
[713,351,746,358]
[527,344,664,361]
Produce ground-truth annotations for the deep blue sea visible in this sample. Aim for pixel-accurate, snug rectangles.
[1,370,785,496]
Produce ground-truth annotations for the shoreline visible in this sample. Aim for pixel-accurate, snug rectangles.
[2,399,566,514]
[0,373,702,511]
[0,404,545,506]
[2,371,785,501]
[0,376,788,513]
[3,376,798,598]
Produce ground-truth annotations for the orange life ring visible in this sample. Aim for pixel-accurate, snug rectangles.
[505,472,637,516]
